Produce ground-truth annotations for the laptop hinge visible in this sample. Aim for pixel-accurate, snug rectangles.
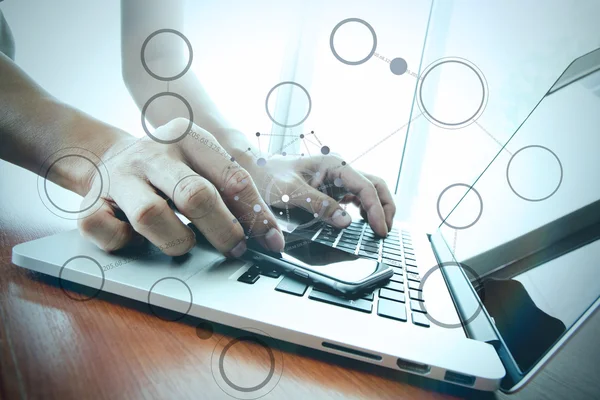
[429,232,501,346]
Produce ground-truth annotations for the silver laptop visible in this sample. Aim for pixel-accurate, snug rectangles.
[12,46,600,394]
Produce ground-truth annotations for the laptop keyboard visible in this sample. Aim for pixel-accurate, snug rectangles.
[237,220,430,328]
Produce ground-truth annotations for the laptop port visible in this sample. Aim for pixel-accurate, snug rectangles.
[444,370,476,387]
[322,342,383,361]
[396,358,431,374]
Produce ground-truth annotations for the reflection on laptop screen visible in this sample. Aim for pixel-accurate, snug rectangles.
[436,48,600,374]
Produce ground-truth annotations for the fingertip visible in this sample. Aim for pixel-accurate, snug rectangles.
[265,227,285,252]
[331,209,352,228]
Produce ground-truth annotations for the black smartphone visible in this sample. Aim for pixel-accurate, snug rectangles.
[242,232,393,296]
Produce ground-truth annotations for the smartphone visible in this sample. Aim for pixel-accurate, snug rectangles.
[242,232,393,296]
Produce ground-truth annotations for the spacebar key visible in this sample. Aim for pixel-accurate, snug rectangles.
[309,290,373,313]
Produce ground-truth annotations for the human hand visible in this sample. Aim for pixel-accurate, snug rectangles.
[77,119,285,257]
[243,154,396,237]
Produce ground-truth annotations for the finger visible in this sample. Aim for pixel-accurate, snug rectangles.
[324,163,388,236]
[285,182,352,229]
[340,194,369,221]
[363,173,396,231]
[77,195,143,252]
[110,177,195,256]
[145,159,247,257]
[172,121,284,252]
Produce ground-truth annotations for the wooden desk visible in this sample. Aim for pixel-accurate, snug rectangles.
[1,163,598,400]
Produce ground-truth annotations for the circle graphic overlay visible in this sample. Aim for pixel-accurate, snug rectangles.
[265,81,312,128]
[211,328,284,399]
[37,148,110,220]
[416,262,485,329]
[141,29,193,81]
[147,277,193,322]
[330,18,377,66]
[417,57,488,129]
[436,183,483,230]
[142,92,194,144]
[58,256,105,302]
[507,145,563,202]
[172,175,218,219]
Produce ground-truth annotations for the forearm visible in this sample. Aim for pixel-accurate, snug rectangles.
[120,0,257,166]
[0,52,127,195]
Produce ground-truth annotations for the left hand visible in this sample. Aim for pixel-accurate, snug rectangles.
[243,154,396,237]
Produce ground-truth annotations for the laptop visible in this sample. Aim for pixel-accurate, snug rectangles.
[11,45,600,394]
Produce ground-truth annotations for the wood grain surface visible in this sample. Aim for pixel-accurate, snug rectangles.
[1,161,598,400]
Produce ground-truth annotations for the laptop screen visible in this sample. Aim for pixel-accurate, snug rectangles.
[434,48,600,379]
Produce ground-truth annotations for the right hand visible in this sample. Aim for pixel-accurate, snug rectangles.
[77,118,285,257]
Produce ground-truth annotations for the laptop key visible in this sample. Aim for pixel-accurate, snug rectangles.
[275,276,308,296]
[379,288,406,303]
[410,300,427,313]
[406,264,419,272]
[406,273,421,282]
[407,280,422,291]
[381,258,402,267]
[358,250,379,259]
[260,267,282,278]
[360,243,380,252]
[384,281,405,292]
[390,273,404,284]
[382,253,402,262]
[383,242,402,249]
[237,267,261,284]
[409,289,424,301]
[309,290,373,313]
[412,312,430,327]
[336,241,356,251]
[377,298,407,322]
[382,248,402,257]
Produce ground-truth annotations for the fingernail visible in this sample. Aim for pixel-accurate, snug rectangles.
[230,241,247,258]
[265,228,285,252]
[332,209,352,227]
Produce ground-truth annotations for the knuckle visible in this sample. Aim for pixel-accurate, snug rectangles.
[130,200,168,228]
[218,224,245,249]
[176,178,216,214]
[222,168,253,198]
[169,117,192,131]
[78,213,104,235]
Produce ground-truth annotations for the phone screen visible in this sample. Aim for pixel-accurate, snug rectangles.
[279,233,379,283]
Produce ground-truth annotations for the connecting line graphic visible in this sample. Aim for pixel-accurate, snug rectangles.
[452,230,458,254]
[347,113,423,166]
[474,121,513,156]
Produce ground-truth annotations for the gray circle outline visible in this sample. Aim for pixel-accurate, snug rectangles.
[417,57,488,129]
[141,29,193,82]
[58,256,105,302]
[329,18,377,66]
[141,92,194,144]
[506,145,563,202]
[416,262,485,329]
[436,183,483,230]
[265,81,312,128]
[210,328,284,400]
[37,148,110,220]
[219,336,276,393]
[43,155,103,214]
[171,174,218,219]
[147,277,193,322]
